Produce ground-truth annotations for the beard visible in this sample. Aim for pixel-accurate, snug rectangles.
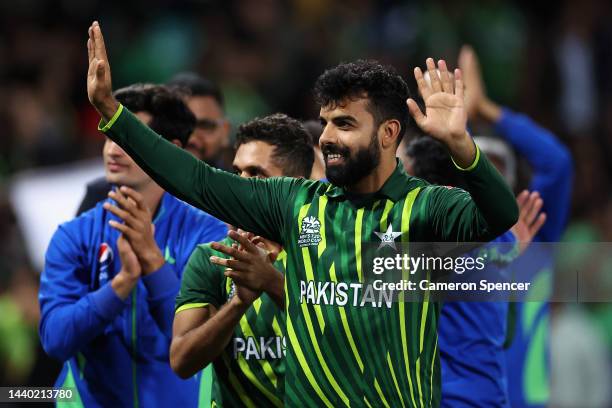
[323,131,381,188]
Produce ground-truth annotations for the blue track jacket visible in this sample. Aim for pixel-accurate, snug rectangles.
[39,191,227,407]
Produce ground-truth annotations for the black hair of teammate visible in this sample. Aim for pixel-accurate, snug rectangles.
[114,84,195,146]
[236,113,315,178]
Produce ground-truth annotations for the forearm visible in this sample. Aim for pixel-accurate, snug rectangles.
[460,148,519,240]
[100,106,289,242]
[40,284,125,361]
[171,298,249,378]
[447,132,477,169]
[495,108,572,176]
[494,108,573,240]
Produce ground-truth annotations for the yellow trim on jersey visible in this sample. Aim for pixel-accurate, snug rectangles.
[430,336,438,406]
[298,203,325,332]
[98,103,124,132]
[287,316,333,407]
[238,316,279,389]
[380,199,394,231]
[451,143,480,172]
[399,187,421,408]
[416,269,432,408]
[354,208,364,282]
[330,262,365,373]
[387,352,407,407]
[317,196,328,257]
[175,302,209,314]
[374,377,391,408]
[223,354,256,408]
[236,355,283,407]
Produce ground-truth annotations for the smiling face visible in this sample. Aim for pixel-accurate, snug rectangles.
[103,111,155,189]
[319,97,382,187]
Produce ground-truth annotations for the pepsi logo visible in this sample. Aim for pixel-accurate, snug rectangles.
[98,243,114,265]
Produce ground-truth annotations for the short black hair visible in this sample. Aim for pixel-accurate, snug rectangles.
[406,137,465,188]
[167,72,224,110]
[302,120,323,147]
[235,114,314,178]
[314,59,413,143]
[114,84,195,146]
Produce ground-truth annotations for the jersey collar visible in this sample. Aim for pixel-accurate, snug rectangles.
[324,159,414,202]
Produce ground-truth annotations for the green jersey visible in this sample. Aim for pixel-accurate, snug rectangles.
[102,106,518,407]
[175,237,286,408]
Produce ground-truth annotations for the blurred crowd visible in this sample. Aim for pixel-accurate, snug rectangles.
[1,0,612,398]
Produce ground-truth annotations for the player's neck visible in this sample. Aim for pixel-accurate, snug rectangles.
[346,155,396,195]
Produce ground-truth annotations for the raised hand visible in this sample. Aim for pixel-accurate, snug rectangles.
[104,186,165,275]
[458,45,501,122]
[408,58,467,143]
[407,58,476,168]
[510,190,547,254]
[87,21,119,120]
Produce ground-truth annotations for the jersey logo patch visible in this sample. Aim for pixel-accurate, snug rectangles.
[374,225,402,250]
[98,242,113,283]
[298,216,322,247]
[164,245,176,264]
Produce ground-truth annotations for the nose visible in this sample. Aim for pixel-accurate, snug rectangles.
[318,123,335,148]
[106,140,125,157]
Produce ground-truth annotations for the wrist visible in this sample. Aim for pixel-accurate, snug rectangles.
[111,271,139,300]
[448,132,477,169]
[265,269,284,297]
[98,98,120,122]
[478,98,502,123]
[141,250,165,275]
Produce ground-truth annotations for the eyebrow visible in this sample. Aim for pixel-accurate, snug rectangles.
[319,115,357,125]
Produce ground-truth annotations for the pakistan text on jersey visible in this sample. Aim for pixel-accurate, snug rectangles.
[300,280,396,309]
[232,336,286,360]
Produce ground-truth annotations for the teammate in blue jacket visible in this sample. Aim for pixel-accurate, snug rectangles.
[39,84,227,407]
[406,136,546,407]
[459,45,573,408]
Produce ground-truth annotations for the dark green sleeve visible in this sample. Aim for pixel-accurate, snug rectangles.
[424,146,519,242]
[175,244,226,312]
[101,106,304,242]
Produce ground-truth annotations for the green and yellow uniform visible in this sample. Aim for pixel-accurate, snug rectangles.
[102,106,518,407]
[176,237,286,407]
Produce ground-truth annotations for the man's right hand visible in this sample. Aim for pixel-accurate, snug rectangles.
[87,21,119,121]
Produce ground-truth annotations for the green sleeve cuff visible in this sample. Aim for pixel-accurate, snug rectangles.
[451,143,480,172]
[175,302,210,314]
[97,104,124,133]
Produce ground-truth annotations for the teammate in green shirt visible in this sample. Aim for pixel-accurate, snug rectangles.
[170,114,315,407]
[87,21,518,407]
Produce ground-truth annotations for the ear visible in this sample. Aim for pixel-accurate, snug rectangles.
[170,139,183,148]
[380,119,401,149]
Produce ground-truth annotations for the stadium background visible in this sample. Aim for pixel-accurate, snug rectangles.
[1,0,612,405]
